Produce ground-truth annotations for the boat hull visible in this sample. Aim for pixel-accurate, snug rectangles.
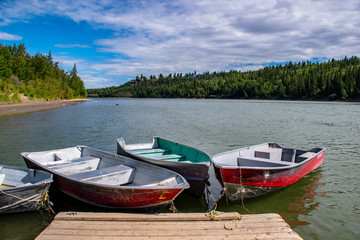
[22,147,189,210]
[213,147,325,201]
[0,166,52,214]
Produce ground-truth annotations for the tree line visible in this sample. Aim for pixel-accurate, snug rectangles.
[90,56,360,101]
[0,43,86,103]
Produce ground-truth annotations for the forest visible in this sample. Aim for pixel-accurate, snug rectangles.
[0,43,86,103]
[87,56,360,101]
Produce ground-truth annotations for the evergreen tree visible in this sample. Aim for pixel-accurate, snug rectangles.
[0,43,87,102]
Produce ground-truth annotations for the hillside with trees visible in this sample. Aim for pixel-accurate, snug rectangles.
[87,56,360,101]
[0,43,86,103]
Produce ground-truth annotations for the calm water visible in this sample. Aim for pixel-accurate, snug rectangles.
[0,98,359,239]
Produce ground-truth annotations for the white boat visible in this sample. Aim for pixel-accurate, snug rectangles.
[211,142,325,201]
[0,165,53,214]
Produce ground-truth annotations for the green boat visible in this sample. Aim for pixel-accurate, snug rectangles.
[117,137,211,198]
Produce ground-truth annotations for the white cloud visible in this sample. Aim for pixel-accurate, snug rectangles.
[0,31,22,40]
[90,0,360,77]
[1,0,360,87]
[55,44,91,48]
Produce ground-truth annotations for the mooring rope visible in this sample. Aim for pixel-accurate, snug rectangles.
[0,187,54,214]
[41,191,55,215]
[238,166,252,214]
[169,200,180,213]
[205,184,228,221]
[205,184,225,213]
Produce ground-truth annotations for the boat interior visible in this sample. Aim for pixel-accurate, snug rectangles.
[23,147,187,188]
[216,143,321,168]
[118,138,209,164]
[0,166,49,189]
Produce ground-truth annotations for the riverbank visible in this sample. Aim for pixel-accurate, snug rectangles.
[0,99,87,117]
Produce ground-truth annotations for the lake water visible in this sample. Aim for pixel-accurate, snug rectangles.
[0,98,359,239]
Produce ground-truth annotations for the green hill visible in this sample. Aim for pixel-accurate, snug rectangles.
[0,43,86,103]
[87,56,360,101]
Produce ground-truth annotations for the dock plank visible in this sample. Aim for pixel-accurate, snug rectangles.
[36,212,302,240]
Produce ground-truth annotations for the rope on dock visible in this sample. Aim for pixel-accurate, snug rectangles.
[205,184,227,222]
[204,186,243,230]
[223,215,243,230]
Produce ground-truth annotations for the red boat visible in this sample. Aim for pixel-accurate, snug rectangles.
[21,146,189,210]
[211,143,325,201]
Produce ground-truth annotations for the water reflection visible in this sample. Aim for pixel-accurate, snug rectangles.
[213,168,326,228]
[281,168,326,227]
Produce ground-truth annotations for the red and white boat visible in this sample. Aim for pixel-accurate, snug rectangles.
[21,146,189,210]
[211,143,325,201]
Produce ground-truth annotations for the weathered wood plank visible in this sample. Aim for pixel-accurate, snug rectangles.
[40,227,293,236]
[54,212,279,221]
[36,212,303,240]
[48,220,289,230]
[37,232,302,240]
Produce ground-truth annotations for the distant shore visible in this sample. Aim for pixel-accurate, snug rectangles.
[0,99,87,117]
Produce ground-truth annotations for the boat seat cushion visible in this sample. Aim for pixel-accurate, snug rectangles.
[69,164,135,186]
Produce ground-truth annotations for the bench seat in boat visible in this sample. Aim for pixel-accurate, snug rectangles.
[47,156,101,175]
[129,148,168,155]
[237,157,295,167]
[151,154,185,161]
[68,164,135,186]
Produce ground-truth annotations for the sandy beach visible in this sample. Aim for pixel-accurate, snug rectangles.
[0,98,87,117]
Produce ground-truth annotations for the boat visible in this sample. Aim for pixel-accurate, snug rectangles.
[21,146,189,210]
[117,137,211,198]
[211,142,325,201]
[0,165,53,214]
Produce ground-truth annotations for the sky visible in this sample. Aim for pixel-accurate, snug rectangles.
[0,0,360,89]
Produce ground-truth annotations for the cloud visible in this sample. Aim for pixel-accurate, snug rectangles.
[91,0,360,75]
[1,0,360,88]
[55,44,91,48]
[0,31,22,40]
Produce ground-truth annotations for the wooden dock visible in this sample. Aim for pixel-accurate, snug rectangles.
[36,212,302,240]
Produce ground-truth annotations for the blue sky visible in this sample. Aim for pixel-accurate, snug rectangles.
[1,0,360,89]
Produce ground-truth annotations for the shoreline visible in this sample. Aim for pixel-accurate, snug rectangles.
[0,99,88,117]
